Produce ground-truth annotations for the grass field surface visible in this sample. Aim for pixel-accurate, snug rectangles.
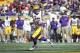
[0,42,80,53]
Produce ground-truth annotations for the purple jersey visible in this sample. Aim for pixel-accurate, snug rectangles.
[16,19,24,29]
[50,21,58,30]
[60,15,69,27]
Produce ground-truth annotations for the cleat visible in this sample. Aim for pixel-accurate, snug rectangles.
[29,46,37,50]
[29,47,35,50]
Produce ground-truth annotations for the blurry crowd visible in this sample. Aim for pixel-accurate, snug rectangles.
[0,0,80,43]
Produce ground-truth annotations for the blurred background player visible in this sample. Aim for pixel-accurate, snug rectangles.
[10,19,16,42]
[71,15,78,42]
[23,17,33,43]
[3,16,11,43]
[0,19,4,42]
[16,16,24,43]
[41,12,51,41]
[60,13,71,43]
[50,18,58,42]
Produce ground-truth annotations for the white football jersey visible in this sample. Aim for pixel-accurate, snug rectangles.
[71,18,78,25]
[4,18,10,27]
[23,20,31,31]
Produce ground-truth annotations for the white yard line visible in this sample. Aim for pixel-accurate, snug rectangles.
[39,43,80,45]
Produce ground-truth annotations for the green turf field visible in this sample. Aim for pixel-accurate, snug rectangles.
[0,42,80,53]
